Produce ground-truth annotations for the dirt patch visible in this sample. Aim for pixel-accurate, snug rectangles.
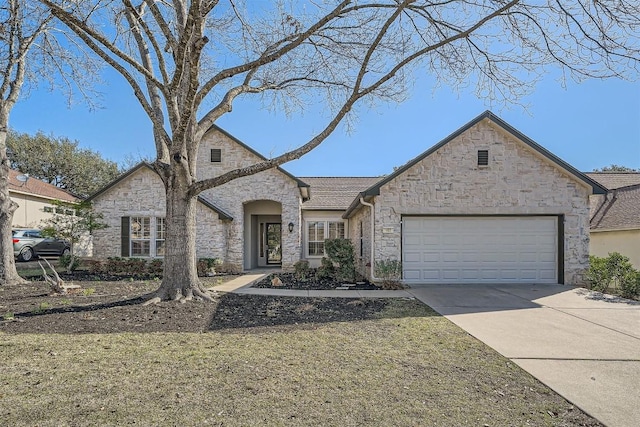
[0,279,415,334]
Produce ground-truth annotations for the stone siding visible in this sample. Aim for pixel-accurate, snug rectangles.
[91,167,228,260]
[197,129,302,270]
[357,119,591,285]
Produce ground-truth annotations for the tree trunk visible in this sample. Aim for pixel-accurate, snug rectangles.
[146,171,213,302]
[0,127,26,286]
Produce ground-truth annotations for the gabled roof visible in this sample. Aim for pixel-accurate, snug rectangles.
[590,184,640,231]
[585,172,640,190]
[300,177,380,210]
[86,162,233,220]
[8,169,78,203]
[343,111,608,218]
[206,124,310,197]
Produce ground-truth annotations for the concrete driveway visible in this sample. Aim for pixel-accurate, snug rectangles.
[408,284,640,427]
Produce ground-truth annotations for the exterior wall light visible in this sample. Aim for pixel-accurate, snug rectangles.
[288,222,294,233]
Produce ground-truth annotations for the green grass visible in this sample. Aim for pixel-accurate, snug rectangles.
[0,300,595,426]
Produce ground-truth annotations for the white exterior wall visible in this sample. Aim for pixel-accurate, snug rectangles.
[590,229,640,269]
[11,192,59,228]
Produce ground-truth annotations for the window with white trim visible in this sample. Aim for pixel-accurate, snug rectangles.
[130,216,151,256]
[155,217,166,256]
[306,220,346,257]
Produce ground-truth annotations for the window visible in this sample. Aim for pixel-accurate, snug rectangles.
[211,148,222,163]
[130,216,151,256]
[477,149,489,166]
[307,222,325,256]
[328,222,345,239]
[155,217,165,256]
[306,220,346,257]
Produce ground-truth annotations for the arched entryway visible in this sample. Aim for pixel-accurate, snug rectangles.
[243,200,282,270]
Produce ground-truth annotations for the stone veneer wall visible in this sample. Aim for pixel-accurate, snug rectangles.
[196,129,303,270]
[355,119,592,285]
[91,167,228,260]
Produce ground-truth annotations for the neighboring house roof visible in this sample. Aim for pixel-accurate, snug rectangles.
[8,169,78,203]
[300,177,380,210]
[343,110,608,218]
[86,162,233,220]
[584,172,640,190]
[207,124,310,198]
[590,184,640,231]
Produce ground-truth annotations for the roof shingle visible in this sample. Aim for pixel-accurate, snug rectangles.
[585,172,640,190]
[590,184,640,231]
[300,177,380,210]
[8,170,78,202]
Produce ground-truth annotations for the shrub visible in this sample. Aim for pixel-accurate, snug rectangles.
[197,258,219,276]
[374,259,404,290]
[316,257,335,280]
[147,259,164,275]
[85,259,104,274]
[324,238,356,282]
[586,255,610,293]
[587,252,639,299]
[293,260,310,281]
[58,255,81,272]
[620,270,640,299]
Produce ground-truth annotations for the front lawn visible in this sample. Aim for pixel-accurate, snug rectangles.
[0,280,600,426]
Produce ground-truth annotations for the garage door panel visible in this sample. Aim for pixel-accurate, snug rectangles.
[402,216,558,284]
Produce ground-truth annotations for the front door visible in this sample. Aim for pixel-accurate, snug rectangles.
[265,223,282,265]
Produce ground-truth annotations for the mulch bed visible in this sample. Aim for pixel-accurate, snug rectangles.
[0,278,411,335]
[252,272,380,290]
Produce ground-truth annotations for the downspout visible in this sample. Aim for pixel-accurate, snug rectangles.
[359,197,381,282]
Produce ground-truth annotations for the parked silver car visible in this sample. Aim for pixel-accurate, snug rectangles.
[12,229,70,262]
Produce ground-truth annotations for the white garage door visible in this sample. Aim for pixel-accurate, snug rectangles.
[402,216,558,284]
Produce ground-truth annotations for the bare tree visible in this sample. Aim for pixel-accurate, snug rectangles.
[39,0,639,302]
[0,0,99,286]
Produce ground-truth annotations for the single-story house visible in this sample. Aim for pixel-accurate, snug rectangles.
[88,111,606,285]
[586,172,640,268]
[9,169,78,228]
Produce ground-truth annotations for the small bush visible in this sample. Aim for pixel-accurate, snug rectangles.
[58,255,81,272]
[147,259,164,275]
[620,270,640,299]
[316,257,335,280]
[197,258,218,276]
[324,239,356,282]
[587,252,639,299]
[85,259,104,274]
[374,259,404,290]
[293,260,310,281]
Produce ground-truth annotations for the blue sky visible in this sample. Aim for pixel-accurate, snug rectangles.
[10,69,640,177]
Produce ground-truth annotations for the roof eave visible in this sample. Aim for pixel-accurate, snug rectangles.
[86,161,152,202]
[342,193,376,219]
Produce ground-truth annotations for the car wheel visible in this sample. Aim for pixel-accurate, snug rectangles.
[19,247,34,262]
[61,247,71,257]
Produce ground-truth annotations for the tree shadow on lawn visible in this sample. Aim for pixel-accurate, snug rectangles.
[1,284,437,334]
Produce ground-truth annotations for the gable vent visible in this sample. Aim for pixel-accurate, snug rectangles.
[477,150,489,166]
[210,148,222,163]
